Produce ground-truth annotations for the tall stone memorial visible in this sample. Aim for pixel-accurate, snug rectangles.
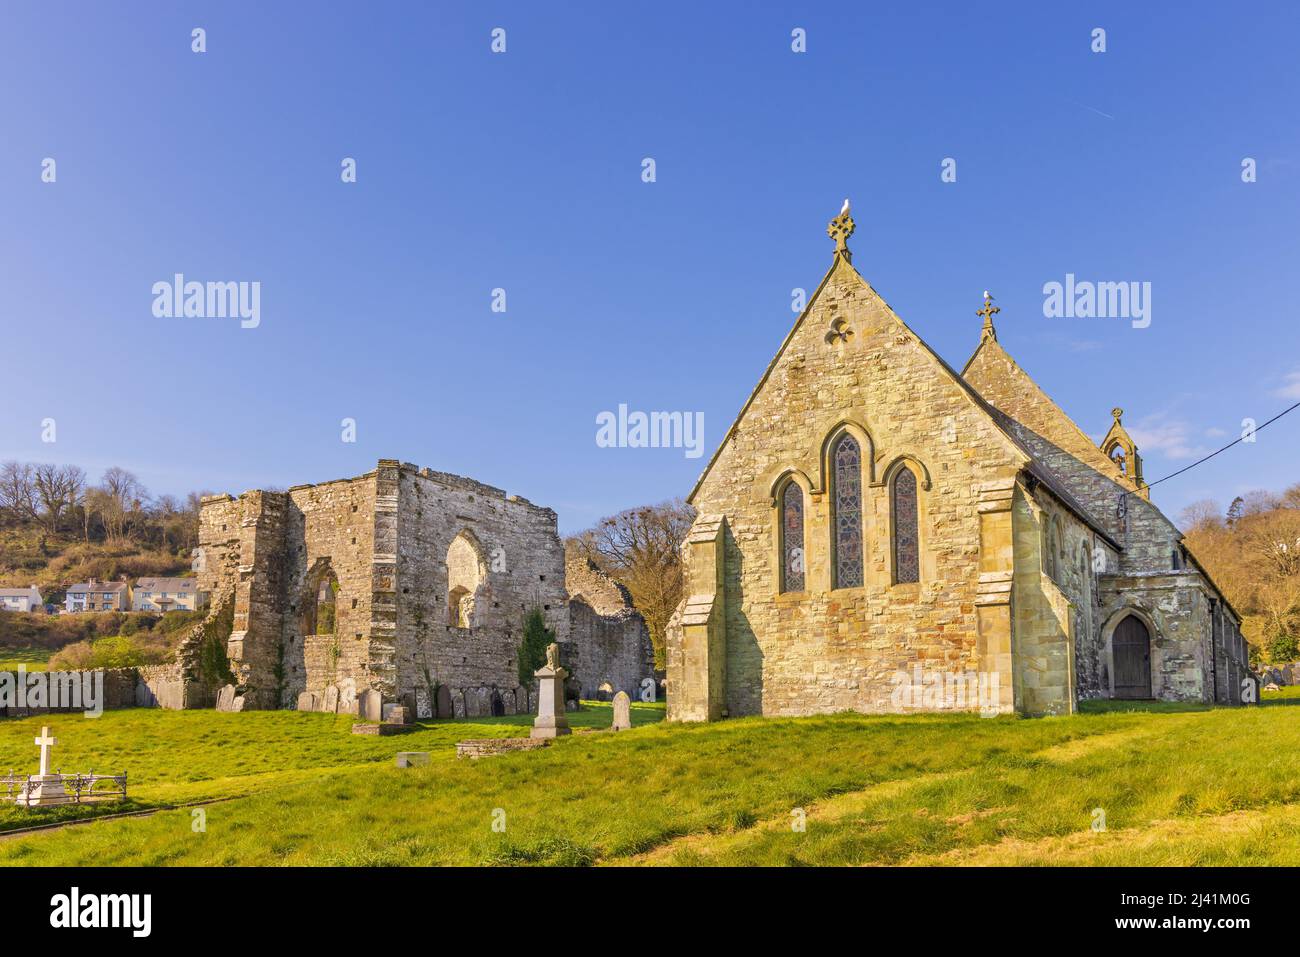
[530,643,571,739]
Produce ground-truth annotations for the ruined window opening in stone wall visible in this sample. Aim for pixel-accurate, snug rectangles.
[446,531,486,628]
[891,468,920,584]
[832,434,864,588]
[303,566,339,637]
[448,585,471,626]
[780,481,805,593]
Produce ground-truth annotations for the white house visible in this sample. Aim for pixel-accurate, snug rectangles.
[132,577,207,613]
[0,586,44,613]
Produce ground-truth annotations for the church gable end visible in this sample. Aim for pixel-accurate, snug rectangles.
[673,203,1030,720]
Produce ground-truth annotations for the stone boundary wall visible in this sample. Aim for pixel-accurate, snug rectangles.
[0,663,189,717]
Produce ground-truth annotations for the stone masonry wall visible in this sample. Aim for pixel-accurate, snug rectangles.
[564,557,655,699]
[394,463,569,717]
[199,460,653,718]
[687,256,1030,717]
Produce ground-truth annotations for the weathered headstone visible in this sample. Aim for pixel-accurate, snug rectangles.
[296,691,317,712]
[359,690,383,723]
[323,685,340,714]
[215,684,238,712]
[435,685,453,719]
[531,643,571,739]
[386,705,410,726]
[612,691,632,731]
[490,689,505,717]
[395,752,430,768]
[415,687,433,719]
[339,678,357,714]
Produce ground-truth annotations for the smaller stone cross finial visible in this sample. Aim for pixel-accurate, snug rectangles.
[977,291,1000,342]
[1112,407,1124,423]
[34,726,56,777]
[827,199,855,262]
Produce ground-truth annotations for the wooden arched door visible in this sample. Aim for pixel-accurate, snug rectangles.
[1113,615,1152,699]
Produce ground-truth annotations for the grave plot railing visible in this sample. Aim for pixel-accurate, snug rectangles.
[2,770,127,807]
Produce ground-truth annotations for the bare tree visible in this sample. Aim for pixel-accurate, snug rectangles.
[98,467,149,544]
[32,463,86,534]
[0,461,39,523]
[568,498,695,667]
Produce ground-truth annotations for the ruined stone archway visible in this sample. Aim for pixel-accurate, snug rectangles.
[446,530,486,628]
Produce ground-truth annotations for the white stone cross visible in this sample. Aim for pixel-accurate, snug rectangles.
[34,726,57,777]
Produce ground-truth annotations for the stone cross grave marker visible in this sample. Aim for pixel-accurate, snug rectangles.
[16,725,68,806]
[35,726,55,776]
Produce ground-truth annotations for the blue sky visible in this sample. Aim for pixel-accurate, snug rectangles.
[2,2,1297,533]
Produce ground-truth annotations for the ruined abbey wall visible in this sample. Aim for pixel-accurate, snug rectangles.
[196,459,651,718]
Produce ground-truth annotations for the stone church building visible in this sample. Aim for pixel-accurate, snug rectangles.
[191,459,653,718]
[666,203,1250,720]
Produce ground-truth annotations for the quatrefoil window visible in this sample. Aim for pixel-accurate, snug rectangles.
[825,318,854,346]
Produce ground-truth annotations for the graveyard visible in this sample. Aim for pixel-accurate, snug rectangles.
[0,693,1299,866]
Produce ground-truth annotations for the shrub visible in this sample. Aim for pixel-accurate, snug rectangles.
[516,607,554,686]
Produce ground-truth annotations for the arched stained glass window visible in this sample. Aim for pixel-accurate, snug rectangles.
[832,435,864,588]
[892,468,920,584]
[781,481,805,593]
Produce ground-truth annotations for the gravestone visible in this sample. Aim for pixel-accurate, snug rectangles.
[395,752,430,768]
[296,691,317,712]
[490,690,505,717]
[612,691,632,731]
[339,678,358,714]
[386,705,410,725]
[215,685,238,712]
[464,689,482,718]
[360,690,382,723]
[435,685,453,719]
[415,687,433,719]
[323,685,340,714]
[16,726,67,807]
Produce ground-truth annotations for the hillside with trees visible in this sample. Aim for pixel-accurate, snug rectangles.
[1180,484,1300,664]
[0,461,205,596]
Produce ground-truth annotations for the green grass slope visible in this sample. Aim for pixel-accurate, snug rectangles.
[1,697,1298,866]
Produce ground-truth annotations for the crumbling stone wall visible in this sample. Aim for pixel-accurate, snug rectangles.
[394,463,568,718]
[196,459,646,718]
[564,557,655,699]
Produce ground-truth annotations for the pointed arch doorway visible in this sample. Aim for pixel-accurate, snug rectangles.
[1112,615,1152,699]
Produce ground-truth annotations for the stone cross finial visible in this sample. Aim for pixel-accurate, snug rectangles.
[1112,407,1124,423]
[34,726,56,777]
[977,290,1000,342]
[827,199,855,262]
[545,642,559,670]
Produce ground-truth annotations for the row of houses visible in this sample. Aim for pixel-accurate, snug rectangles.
[0,578,208,615]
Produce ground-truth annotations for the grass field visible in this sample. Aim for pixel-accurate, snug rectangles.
[0,647,50,672]
[0,694,1298,866]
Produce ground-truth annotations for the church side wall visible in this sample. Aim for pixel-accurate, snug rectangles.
[1097,574,1212,702]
